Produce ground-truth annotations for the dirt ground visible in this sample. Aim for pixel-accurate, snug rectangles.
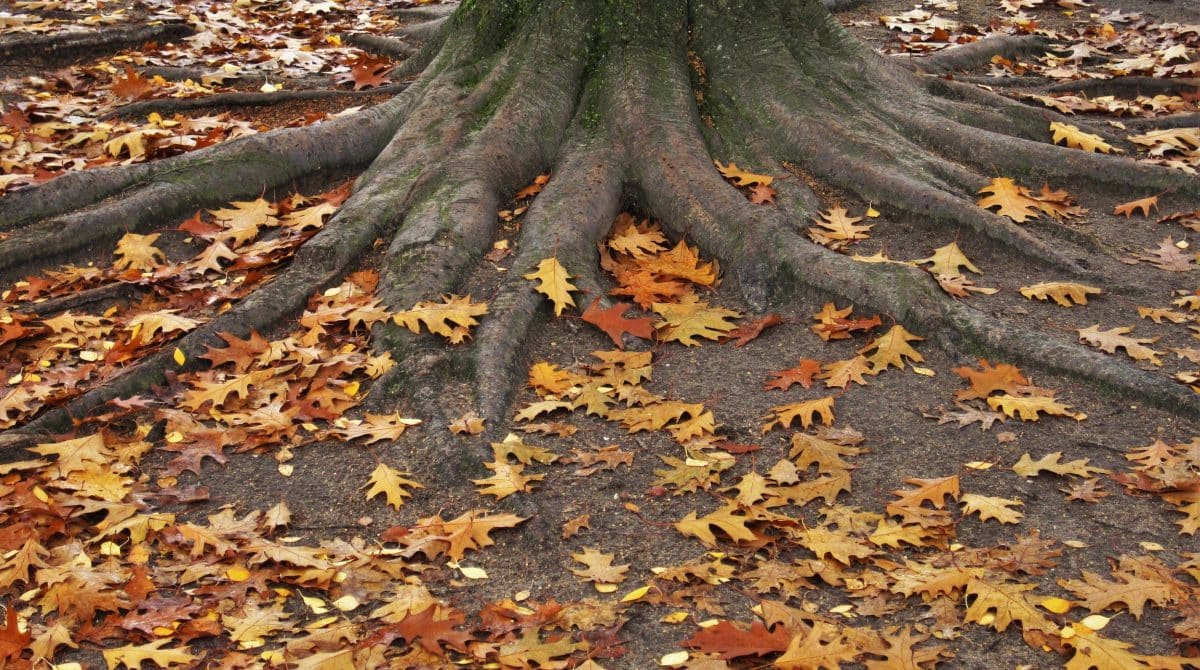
[4,0,1200,667]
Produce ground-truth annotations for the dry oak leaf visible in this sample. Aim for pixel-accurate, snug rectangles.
[864,626,945,670]
[936,273,998,298]
[198,330,273,372]
[101,638,198,668]
[964,578,1056,634]
[651,240,720,285]
[653,294,740,346]
[491,432,557,465]
[794,526,877,564]
[562,514,591,539]
[1058,570,1177,619]
[1050,121,1121,153]
[683,619,793,659]
[112,66,155,99]
[448,411,485,435]
[1077,324,1164,365]
[384,606,473,657]
[329,413,422,444]
[763,396,836,432]
[808,206,873,249]
[472,460,542,499]
[524,257,578,316]
[392,294,488,343]
[570,548,630,585]
[363,463,422,510]
[811,302,882,341]
[976,177,1043,222]
[581,298,654,349]
[529,361,579,396]
[749,183,777,204]
[1013,451,1108,478]
[818,356,873,389]
[720,313,783,347]
[953,359,1028,400]
[495,629,586,668]
[397,510,526,561]
[0,606,31,662]
[1019,282,1102,307]
[765,359,823,391]
[774,621,861,670]
[926,403,1005,430]
[1063,631,1193,670]
[209,198,279,248]
[675,501,760,546]
[1131,236,1197,271]
[1114,195,1159,218]
[917,241,981,276]
[714,159,774,186]
[989,394,1086,421]
[889,475,961,511]
[514,173,551,199]
[859,325,924,373]
[1137,306,1192,324]
[126,309,202,344]
[607,214,668,257]
[960,493,1025,524]
[113,232,166,271]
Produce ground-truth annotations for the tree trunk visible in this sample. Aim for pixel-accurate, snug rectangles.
[2,0,1199,466]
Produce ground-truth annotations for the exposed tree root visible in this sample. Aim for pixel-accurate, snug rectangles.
[105,83,408,119]
[5,0,1200,467]
[343,33,419,59]
[1047,76,1200,98]
[902,34,1050,74]
[0,21,193,64]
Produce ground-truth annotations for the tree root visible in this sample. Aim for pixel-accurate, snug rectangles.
[343,33,418,60]
[902,35,1050,75]
[104,83,408,119]
[1047,76,1200,98]
[0,21,193,64]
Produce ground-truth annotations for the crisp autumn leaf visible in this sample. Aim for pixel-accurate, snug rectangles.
[765,359,823,391]
[652,294,740,345]
[762,396,836,432]
[581,298,654,348]
[1013,452,1107,478]
[607,213,668,257]
[960,493,1025,524]
[936,273,998,298]
[1114,195,1159,218]
[858,325,924,373]
[448,411,485,435]
[383,606,473,656]
[964,578,1055,634]
[989,394,1086,421]
[363,463,423,510]
[1059,569,1178,619]
[917,242,980,276]
[392,294,488,343]
[651,240,720,286]
[524,257,578,316]
[0,606,31,662]
[111,67,155,99]
[570,547,629,585]
[514,173,551,199]
[720,313,783,347]
[201,330,270,372]
[1019,282,1102,307]
[113,232,166,271]
[101,638,198,668]
[1131,236,1197,271]
[811,302,881,341]
[472,461,542,499]
[528,361,577,396]
[125,310,202,344]
[749,183,777,204]
[1077,325,1163,365]
[714,159,773,186]
[1050,121,1120,153]
[683,620,792,659]
[491,432,557,465]
[675,502,760,546]
[774,622,860,669]
[953,359,1028,401]
[562,514,590,539]
[809,206,873,249]
[977,177,1042,222]
[334,53,393,90]
[818,356,872,389]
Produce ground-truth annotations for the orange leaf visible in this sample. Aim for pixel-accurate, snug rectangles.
[581,299,654,349]
[1113,195,1159,218]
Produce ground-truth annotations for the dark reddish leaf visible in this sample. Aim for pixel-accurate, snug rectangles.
[748,183,777,205]
[581,298,655,349]
[720,313,782,347]
[765,359,823,391]
[683,620,792,659]
[0,604,31,661]
[376,606,473,656]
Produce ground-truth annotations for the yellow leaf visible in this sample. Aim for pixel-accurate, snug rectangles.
[362,463,423,510]
[524,257,578,316]
[859,325,924,373]
[977,177,1043,222]
[172,347,186,365]
[960,493,1024,523]
[1041,596,1073,614]
[652,294,740,346]
[113,232,166,271]
[762,396,836,432]
[472,460,542,499]
[1020,282,1102,307]
[918,242,981,275]
[714,159,773,186]
[392,294,488,343]
[1050,121,1121,153]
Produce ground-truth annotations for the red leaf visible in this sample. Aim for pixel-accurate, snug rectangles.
[683,620,792,659]
[720,313,783,347]
[581,298,655,349]
[0,605,31,661]
[765,359,823,391]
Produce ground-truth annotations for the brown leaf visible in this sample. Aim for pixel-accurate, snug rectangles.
[765,360,823,391]
[683,620,792,659]
[1114,195,1159,218]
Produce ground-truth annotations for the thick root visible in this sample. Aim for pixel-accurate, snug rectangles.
[902,35,1050,75]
